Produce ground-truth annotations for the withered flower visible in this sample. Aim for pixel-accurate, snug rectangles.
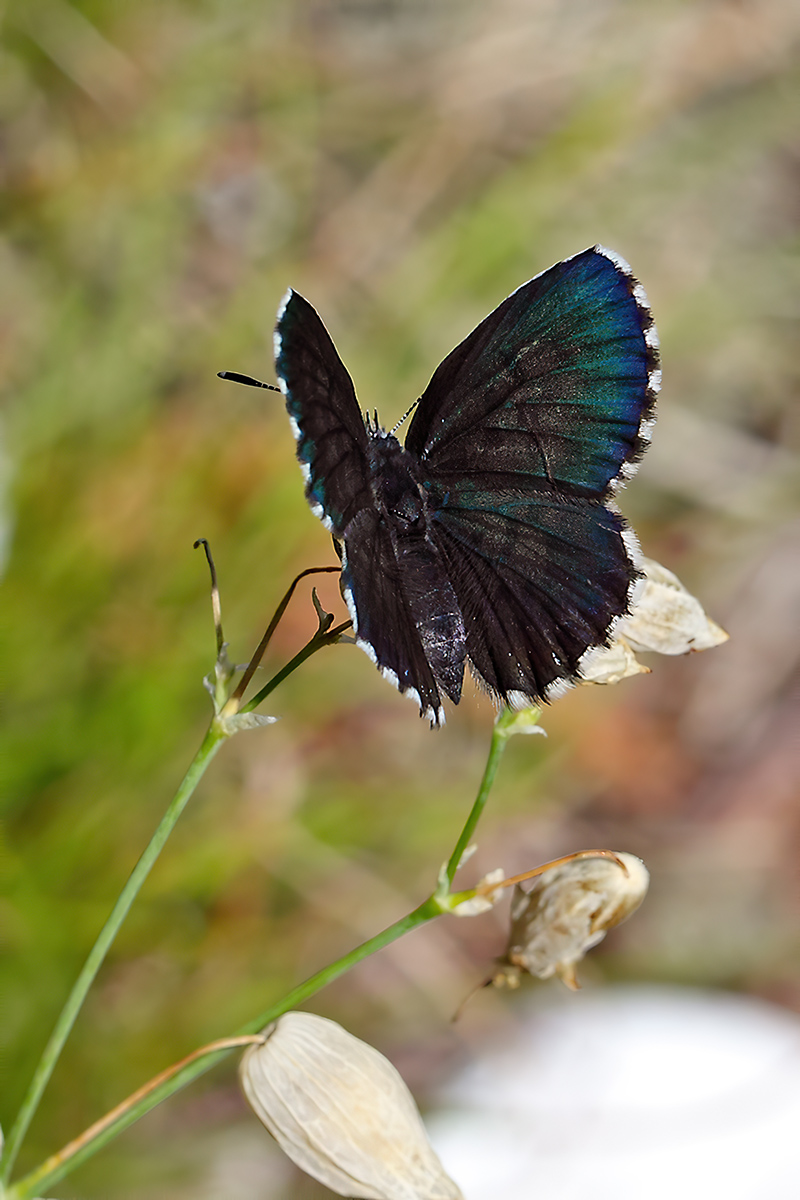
[578,637,649,685]
[620,557,729,655]
[496,852,649,990]
[580,557,728,684]
[240,1011,462,1200]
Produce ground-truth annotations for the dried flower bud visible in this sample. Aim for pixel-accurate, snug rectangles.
[498,852,649,990]
[617,557,729,656]
[579,557,728,687]
[240,1012,462,1200]
[497,706,547,737]
[578,637,650,685]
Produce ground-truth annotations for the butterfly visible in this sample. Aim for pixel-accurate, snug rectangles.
[264,246,659,725]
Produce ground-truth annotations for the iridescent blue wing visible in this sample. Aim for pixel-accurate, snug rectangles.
[405,246,659,498]
[274,289,371,538]
[405,246,659,704]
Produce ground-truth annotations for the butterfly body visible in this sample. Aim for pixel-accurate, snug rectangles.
[274,246,659,724]
[352,426,468,706]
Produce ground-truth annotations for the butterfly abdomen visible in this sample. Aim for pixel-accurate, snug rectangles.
[353,429,467,708]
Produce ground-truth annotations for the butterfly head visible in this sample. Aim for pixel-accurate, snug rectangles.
[366,427,426,528]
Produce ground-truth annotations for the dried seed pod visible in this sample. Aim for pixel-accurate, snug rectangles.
[579,557,728,686]
[617,557,729,656]
[240,1011,462,1200]
[578,637,649,684]
[498,852,649,990]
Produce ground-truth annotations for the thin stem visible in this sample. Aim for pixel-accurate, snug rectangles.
[445,715,510,886]
[12,1037,264,1195]
[8,898,441,1199]
[230,566,341,706]
[245,898,440,1029]
[3,572,355,1192]
[240,621,351,714]
[0,725,226,1186]
[444,705,544,886]
[193,539,224,657]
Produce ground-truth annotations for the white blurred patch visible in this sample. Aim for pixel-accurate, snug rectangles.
[427,987,800,1200]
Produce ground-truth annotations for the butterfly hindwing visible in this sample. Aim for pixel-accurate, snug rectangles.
[406,246,658,500]
[403,245,659,706]
[275,289,372,537]
[431,489,635,702]
[340,508,449,723]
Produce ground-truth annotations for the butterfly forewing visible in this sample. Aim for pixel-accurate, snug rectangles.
[275,290,372,537]
[405,247,658,500]
[341,509,447,723]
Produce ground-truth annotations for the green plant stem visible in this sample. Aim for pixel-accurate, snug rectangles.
[2,609,353,1189]
[8,898,442,1199]
[444,714,510,886]
[230,566,341,705]
[5,1036,266,1200]
[0,724,227,1187]
[6,703,523,1199]
[240,620,351,713]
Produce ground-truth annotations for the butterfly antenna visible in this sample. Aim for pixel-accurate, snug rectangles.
[218,370,281,394]
[389,398,419,436]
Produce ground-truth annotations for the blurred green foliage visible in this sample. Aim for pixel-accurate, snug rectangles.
[1,1,799,1196]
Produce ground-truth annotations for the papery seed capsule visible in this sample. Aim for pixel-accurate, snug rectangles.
[579,558,727,686]
[498,851,649,990]
[240,1011,462,1200]
[578,637,649,684]
[616,557,729,656]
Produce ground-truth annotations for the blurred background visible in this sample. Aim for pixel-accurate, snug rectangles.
[1,0,798,1196]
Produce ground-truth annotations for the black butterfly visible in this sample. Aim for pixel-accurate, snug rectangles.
[271,246,659,725]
